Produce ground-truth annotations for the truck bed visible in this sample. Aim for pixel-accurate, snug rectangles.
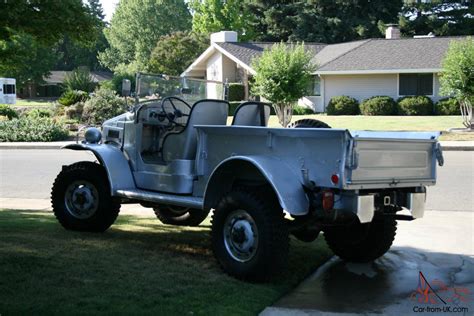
[195,126,441,190]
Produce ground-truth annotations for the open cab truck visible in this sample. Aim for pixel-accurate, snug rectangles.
[52,73,444,281]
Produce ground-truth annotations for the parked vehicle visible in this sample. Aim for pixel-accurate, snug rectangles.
[51,73,444,281]
[0,78,16,104]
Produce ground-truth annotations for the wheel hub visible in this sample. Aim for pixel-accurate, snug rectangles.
[64,181,99,219]
[223,210,259,262]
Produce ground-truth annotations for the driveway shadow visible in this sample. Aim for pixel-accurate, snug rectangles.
[274,247,474,314]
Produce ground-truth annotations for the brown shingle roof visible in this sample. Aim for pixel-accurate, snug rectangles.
[216,42,326,67]
[215,36,470,72]
[317,37,467,72]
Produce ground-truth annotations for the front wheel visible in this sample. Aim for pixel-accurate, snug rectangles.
[211,189,289,281]
[323,216,397,262]
[51,161,120,232]
[153,206,209,226]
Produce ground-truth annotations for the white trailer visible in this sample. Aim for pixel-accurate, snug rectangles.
[0,78,16,104]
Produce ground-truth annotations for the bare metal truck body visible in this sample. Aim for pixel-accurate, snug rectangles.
[52,74,443,281]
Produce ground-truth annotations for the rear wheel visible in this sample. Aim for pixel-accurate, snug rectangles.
[153,206,209,226]
[289,118,331,129]
[51,161,120,232]
[211,189,289,281]
[323,215,397,262]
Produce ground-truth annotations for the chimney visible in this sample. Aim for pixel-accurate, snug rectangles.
[210,31,238,44]
[385,24,400,39]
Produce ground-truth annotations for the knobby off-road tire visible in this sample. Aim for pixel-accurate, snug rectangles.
[211,189,289,282]
[153,206,209,226]
[289,118,331,129]
[323,216,397,263]
[51,161,120,232]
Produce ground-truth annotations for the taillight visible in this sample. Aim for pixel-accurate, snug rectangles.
[322,190,334,211]
[331,174,339,185]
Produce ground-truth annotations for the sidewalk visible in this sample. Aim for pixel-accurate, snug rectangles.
[0,141,473,151]
[261,210,474,315]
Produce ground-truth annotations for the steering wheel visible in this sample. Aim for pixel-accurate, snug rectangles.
[160,96,192,128]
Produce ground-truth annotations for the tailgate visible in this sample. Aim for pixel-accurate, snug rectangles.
[345,131,442,189]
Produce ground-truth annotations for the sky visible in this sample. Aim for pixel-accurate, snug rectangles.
[100,0,119,22]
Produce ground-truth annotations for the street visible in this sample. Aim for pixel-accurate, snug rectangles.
[0,150,473,212]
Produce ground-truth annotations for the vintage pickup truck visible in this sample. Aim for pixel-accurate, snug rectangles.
[51,74,444,281]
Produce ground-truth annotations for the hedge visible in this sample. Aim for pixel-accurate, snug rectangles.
[228,102,313,116]
[228,83,245,101]
[326,96,360,115]
[397,96,433,115]
[360,96,397,115]
[0,118,69,142]
[435,98,461,115]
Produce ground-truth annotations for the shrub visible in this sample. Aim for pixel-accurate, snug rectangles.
[63,67,97,92]
[435,98,461,115]
[360,96,397,116]
[58,90,89,106]
[293,105,314,115]
[65,102,85,121]
[326,96,360,115]
[26,108,52,118]
[397,96,434,115]
[0,104,19,120]
[0,117,69,142]
[82,88,127,124]
[227,83,245,101]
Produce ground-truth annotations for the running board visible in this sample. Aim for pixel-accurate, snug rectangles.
[115,189,204,209]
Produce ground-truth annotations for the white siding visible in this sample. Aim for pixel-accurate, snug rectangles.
[323,74,398,108]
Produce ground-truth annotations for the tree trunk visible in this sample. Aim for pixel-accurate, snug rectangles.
[273,102,293,127]
[460,99,473,130]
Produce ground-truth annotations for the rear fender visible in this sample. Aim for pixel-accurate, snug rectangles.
[203,156,309,216]
[64,143,135,194]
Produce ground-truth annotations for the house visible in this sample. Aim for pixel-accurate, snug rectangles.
[181,29,469,112]
[17,70,112,98]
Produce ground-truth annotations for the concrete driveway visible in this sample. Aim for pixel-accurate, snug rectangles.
[262,210,473,315]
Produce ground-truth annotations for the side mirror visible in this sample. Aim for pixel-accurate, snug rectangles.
[122,79,131,97]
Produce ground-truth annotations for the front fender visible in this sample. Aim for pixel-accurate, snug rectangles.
[203,156,309,216]
[64,143,135,194]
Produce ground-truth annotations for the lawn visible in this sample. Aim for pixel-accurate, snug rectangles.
[0,209,332,315]
[268,115,473,141]
[14,98,56,107]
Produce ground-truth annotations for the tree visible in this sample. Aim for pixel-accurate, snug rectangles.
[0,0,102,88]
[0,33,56,89]
[251,43,316,127]
[53,0,108,71]
[400,1,474,37]
[244,0,402,43]
[0,0,98,45]
[440,38,474,129]
[148,32,208,76]
[190,0,255,41]
[99,0,192,73]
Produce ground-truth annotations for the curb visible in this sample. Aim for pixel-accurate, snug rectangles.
[0,142,473,151]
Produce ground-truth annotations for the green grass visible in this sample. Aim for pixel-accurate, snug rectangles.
[268,115,474,141]
[13,99,56,107]
[0,209,332,315]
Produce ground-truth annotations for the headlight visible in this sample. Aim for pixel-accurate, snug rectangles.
[84,127,102,144]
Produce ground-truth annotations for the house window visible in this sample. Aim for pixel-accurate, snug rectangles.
[399,73,433,96]
[307,76,321,96]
